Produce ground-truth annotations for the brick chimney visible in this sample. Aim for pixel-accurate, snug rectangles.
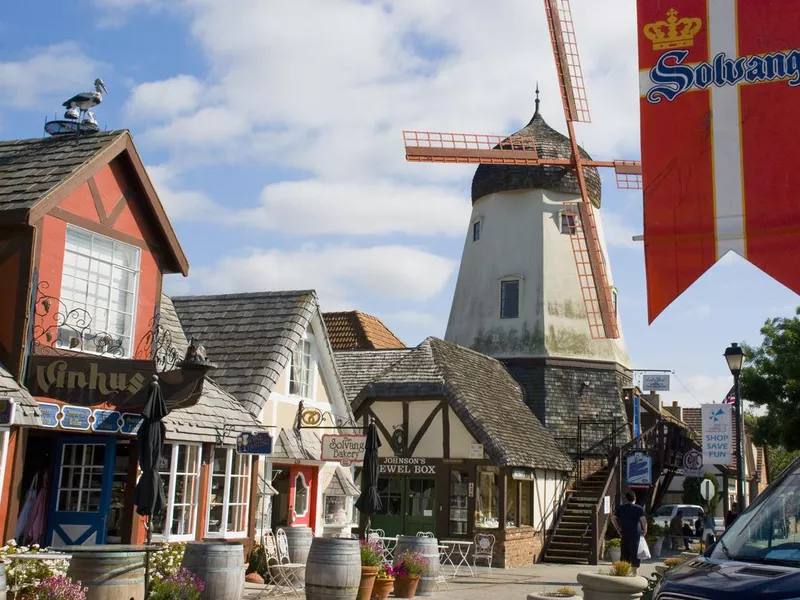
[663,400,682,422]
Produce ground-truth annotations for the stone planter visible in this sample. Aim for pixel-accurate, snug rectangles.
[654,564,669,576]
[393,575,421,599]
[651,538,664,558]
[358,566,379,600]
[371,577,394,600]
[605,547,621,563]
[577,572,649,600]
[527,593,580,600]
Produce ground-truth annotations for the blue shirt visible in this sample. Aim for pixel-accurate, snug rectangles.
[615,502,644,540]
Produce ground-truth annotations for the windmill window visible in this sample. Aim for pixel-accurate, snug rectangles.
[561,213,576,234]
[500,279,520,319]
[473,220,481,242]
[612,287,619,318]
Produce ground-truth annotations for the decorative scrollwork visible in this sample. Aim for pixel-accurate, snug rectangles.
[296,401,358,429]
[136,314,183,371]
[32,281,126,358]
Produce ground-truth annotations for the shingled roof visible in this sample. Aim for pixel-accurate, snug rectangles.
[334,349,411,402]
[354,337,573,471]
[322,311,405,350]
[0,363,41,426]
[157,295,263,443]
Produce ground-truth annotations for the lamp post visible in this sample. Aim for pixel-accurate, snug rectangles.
[724,342,746,512]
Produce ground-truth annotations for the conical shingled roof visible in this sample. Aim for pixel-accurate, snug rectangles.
[471,100,602,207]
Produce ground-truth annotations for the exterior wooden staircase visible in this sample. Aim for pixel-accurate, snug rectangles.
[543,466,611,564]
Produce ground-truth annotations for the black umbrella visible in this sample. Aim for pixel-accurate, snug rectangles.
[356,419,382,537]
[134,375,169,528]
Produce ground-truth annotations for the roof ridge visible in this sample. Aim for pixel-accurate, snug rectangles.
[172,289,317,301]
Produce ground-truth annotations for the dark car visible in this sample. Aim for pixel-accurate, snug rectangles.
[655,457,800,600]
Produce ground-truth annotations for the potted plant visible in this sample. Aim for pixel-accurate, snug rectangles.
[393,550,428,599]
[34,576,87,600]
[577,561,649,600]
[526,585,580,599]
[359,539,383,600]
[371,564,395,600]
[605,537,622,562]
[149,568,205,600]
[649,524,665,558]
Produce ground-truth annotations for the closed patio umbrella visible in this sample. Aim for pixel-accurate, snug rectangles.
[355,419,382,537]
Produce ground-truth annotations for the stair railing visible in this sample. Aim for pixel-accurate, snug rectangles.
[589,455,620,565]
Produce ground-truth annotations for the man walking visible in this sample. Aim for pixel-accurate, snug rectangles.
[612,491,647,575]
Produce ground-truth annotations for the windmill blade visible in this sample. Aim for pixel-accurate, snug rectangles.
[403,130,541,165]
[544,0,591,124]
[614,160,643,190]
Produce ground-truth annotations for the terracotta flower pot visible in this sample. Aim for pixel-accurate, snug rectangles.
[371,577,395,600]
[577,572,649,600]
[358,566,380,600]
[393,574,421,599]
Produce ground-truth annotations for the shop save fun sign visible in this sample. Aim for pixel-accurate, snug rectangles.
[637,0,800,322]
[701,403,733,465]
[321,434,366,466]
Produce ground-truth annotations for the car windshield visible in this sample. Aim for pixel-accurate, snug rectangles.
[710,461,800,566]
[656,505,675,517]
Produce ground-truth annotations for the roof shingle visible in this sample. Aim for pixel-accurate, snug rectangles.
[323,311,404,350]
[0,363,41,426]
[334,349,412,402]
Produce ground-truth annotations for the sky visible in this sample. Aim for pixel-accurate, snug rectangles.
[1,0,797,409]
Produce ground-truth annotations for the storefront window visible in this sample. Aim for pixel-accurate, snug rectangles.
[153,443,201,541]
[520,481,533,526]
[294,473,309,517]
[449,471,469,536]
[207,448,251,537]
[324,495,350,525]
[376,477,403,515]
[476,466,499,529]
[506,475,517,528]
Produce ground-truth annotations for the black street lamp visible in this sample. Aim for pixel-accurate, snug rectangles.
[724,342,746,512]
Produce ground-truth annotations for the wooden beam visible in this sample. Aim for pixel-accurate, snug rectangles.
[407,403,444,457]
[87,176,107,222]
[49,207,150,251]
[442,402,450,459]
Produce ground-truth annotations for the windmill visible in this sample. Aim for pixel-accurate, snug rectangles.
[402,0,641,340]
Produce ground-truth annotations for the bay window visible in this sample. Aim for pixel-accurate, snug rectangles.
[59,225,140,357]
[152,444,201,541]
[207,448,251,537]
[476,466,500,529]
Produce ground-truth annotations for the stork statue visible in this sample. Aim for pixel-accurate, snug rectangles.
[62,78,107,121]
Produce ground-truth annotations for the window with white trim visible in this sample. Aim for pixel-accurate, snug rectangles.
[289,338,314,398]
[60,225,140,357]
[500,279,520,319]
[206,448,251,537]
[152,444,201,541]
[294,472,309,517]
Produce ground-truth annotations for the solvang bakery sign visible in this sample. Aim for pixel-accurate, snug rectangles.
[321,434,366,466]
[26,355,153,409]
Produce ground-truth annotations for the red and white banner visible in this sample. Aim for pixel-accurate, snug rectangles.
[638,0,800,322]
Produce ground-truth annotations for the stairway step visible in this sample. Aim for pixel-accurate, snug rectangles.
[550,539,591,548]
[545,548,590,559]
[543,555,589,565]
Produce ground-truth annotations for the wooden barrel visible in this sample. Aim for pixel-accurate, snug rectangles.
[305,537,360,600]
[66,551,145,600]
[181,541,245,600]
[393,536,439,596]
[281,526,313,582]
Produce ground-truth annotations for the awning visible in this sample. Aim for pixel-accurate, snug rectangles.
[259,476,279,496]
[271,429,322,461]
[323,466,360,498]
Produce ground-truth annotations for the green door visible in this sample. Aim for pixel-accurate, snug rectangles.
[405,477,437,535]
[371,477,405,537]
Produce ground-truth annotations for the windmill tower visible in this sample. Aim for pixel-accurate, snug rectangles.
[402,0,642,449]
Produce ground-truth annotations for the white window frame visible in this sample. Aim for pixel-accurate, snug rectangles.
[153,443,202,543]
[293,472,310,518]
[472,219,482,242]
[611,286,619,318]
[205,448,252,539]
[499,276,523,320]
[59,224,141,358]
[287,332,317,401]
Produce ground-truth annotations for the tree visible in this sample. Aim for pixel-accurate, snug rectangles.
[740,309,800,451]
[682,473,720,512]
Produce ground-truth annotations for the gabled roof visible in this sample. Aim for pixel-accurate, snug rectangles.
[334,349,412,402]
[322,311,405,350]
[0,363,41,426]
[0,129,188,275]
[157,295,263,443]
[171,290,353,421]
[353,337,573,471]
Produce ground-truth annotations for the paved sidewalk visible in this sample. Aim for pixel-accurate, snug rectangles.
[243,554,677,599]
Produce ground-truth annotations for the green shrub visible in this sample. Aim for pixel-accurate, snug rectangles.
[605,538,621,548]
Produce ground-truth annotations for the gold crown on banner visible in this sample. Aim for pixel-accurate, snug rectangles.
[644,8,702,50]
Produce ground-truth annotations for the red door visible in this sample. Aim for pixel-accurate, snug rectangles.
[288,466,317,529]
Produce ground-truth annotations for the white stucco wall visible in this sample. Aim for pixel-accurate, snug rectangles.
[445,188,630,366]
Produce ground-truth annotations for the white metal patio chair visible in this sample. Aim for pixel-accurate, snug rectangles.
[416,531,435,538]
[258,529,304,598]
[472,533,496,577]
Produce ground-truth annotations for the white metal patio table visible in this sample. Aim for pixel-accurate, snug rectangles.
[441,540,474,577]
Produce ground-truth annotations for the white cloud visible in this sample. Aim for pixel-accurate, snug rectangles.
[653,373,732,408]
[388,311,439,327]
[146,163,219,221]
[602,210,640,249]
[184,244,457,309]
[0,43,102,110]
[126,75,205,120]
[231,179,469,237]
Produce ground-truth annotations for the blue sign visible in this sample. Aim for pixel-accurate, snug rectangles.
[39,403,60,428]
[626,452,653,486]
[236,431,273,455]
[120,413,144,435]
[93,409,121,433]
[61,406,92,430]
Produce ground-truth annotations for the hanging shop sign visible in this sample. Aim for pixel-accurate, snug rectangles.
[642,373,670,392]
[0,397,15,426]
[701,403,732,465]
[683,449,704,477]
[512,469,535,481]
[236,431,273,455]
[35,401,143,434]
[321,434,366,466]
[379,457,436,475]
[637,1,800,322]
[626,451,653,486]
[26,355,152,409]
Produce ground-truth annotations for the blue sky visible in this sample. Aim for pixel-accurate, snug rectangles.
[1,0,797,407]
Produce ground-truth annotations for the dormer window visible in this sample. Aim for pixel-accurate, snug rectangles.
[289,337,314,398]
[500,278,521,319]
[59,225,140,357]
[473,220,481,242]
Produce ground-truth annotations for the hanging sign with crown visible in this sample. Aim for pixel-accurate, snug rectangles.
[637,1,800,323]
